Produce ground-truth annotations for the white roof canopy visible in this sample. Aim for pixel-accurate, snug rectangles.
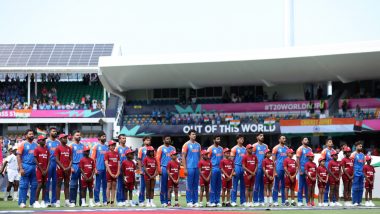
[99,41,380,94]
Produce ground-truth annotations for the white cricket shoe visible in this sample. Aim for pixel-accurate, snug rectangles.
[217,203,222,207]
[81,203,88,207]
[145,202,151,207]
[20,203,26,208]
[231,202,237,207]
[323,202,328,207]
[161,203,167,207]
[40,201,47,208]
[117,202,124,207]
[187,203,193,207]
[55,201,61,208]
[151,202,157,207]
[336,202,342,207]
[139,202,145,207]
[365,201,370,207]
[33,202,41,208]
[206,202,211,207]
[193,202,200,207]
[130,201,136,207]
[297,202,303,207]
[244,202,250,207]
[253,202,259,207]
[89,200,95,207]
[209,203,216,207]
[103,202,108,206]
[69,203,75,208]
[273,202,279,206]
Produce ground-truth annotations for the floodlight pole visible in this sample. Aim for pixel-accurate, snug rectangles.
[284,0,295,47]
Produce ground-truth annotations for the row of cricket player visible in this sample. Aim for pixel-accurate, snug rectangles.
[8,128,376,209]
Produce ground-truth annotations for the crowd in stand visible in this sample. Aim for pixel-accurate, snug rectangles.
[0,74,103,111]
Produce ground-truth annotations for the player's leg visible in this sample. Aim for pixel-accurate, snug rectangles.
[205,184,210,205]
[215,169,222,204]
[329,185,334,204]
[200,185,204,204]
[106,181,111,204]
[231,167,239,204]
[29,167,38,206]
[280,171,286,204]
[160,166,168,205]
[273,171,280,204]
[192,168,200,204]
[94,172,101,203]
[14,180,19,200]
[186,168,194,204]
[101,171,108,204]
[238,168,246,204]
[111,180,117,206]
[139,174,146,204]
[174,186,179,206]
[116,169,125,204]
[324,183,330,203]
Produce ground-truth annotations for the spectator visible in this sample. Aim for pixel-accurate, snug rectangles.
[356,104,361,114]
[41,87,48,97]
[272,91,279,101]
[342,99,348,116]
[305,89,311,101]
[317,85,323,100]
[319,100,326,114]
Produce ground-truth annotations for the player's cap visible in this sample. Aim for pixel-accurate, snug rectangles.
[201,150,209,155]
[147,146,154,151]
[58,133,68,139]
[330,150,337,156]
[170,150,177,156]
[125,149,134,155]
[365,155,372,161]
[287,149,294,153]
[37,135,46,141]
[265,149,271,153]
[318,157,325,162]
[223,148,230,153]
[83,146,91,152]
[343,147,351,152]
[306,152,314,157]
[246,144,253,149]
[108,140,116,146]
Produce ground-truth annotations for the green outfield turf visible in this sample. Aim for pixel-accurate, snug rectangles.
[0,192,379,213]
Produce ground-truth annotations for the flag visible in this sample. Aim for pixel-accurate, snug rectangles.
[264,118,275,126]
[225,115,233,121]
[36,128,47,137]
[230,120,240,127]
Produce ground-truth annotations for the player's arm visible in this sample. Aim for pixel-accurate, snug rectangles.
[137,148,143,171]
[79,161,88,180]
[272,146,278,176]
[229,163,235,180]
[206,165,212,181]
[90,145,98,174]
[198,162,206,181]
[45,150,50,176]
[181,144,188,176]
[242,157,252,175]
[296,147,302,174]
[253,156,258,175]
[115,160,121,178]
[341,161,349,178]
[167,164,174,182]
[143,159,151,179]
[34,155,43,173]
[283,161,290,176]
[55,148,64,170]
[17,144,24,176]
[152,160,158,178]
[0,161,8,174]
[104,153,112,176]
[294,161,299,178]
[67,147,72,172]
[156,146,162,174]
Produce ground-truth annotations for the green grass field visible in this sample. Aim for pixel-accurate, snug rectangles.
[0,191,379,213]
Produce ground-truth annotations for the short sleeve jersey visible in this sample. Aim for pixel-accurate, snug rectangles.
[34,146,50,170]
[283,157,297,176]
[79,157,95,178]
[104,150,120,174]
[121,160,136,183]
[242,154,258,173]
[167,160,180,181]
[220,158,234,176]
[198,159,211,178]
[55,145,72,168]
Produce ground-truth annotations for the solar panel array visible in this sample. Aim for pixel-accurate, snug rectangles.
[0,44,113,67]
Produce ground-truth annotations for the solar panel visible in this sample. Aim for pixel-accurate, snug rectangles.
[0,44,113,67]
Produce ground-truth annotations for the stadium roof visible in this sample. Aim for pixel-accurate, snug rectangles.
[0,44,113,72]
[98,40,380,97]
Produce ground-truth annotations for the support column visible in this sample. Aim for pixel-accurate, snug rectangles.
[27,73,31,106]
[103,88,107,111]
[284,0,295,47]
[65,123,69,134]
